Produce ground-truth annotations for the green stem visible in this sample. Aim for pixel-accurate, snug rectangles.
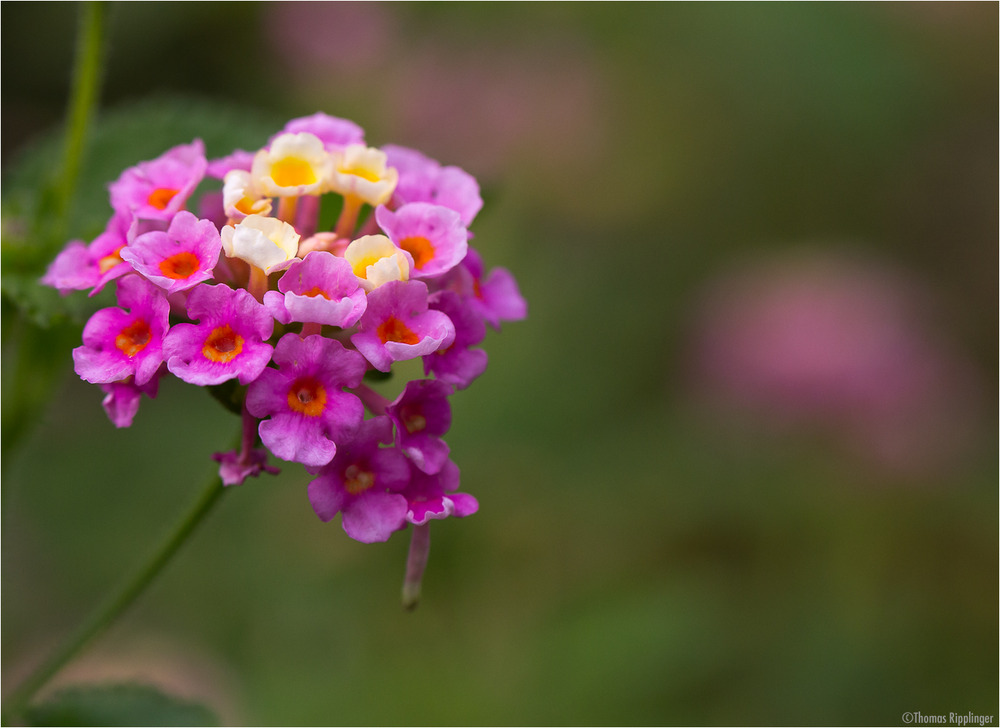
[48,0,106,240]
[0,472,228,724]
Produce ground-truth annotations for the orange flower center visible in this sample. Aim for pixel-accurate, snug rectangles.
[398,236,435,270]
[98,247,125,274]
[148,187,179,210]
[115,320,152,357]
[344,464,376,495]
[202,325,244,363]
[377,316,420,346]
[286,376,327,417]
[302,286,330,299]
[158,251,201,279]
[235,196,259,216]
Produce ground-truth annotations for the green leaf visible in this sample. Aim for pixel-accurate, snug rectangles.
[23,683,219,727]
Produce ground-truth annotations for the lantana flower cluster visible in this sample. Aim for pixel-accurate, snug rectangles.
[43,112,525,602]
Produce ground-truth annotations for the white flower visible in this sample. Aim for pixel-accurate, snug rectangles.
[222,169,272,221]
[328,145,399,207]
[250,132,333,197]
[344,235,410,292]
[221,214,300,274]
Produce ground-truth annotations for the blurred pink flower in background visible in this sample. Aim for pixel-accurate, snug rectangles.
[264,3,606,178]
[387,42,607,177]
[688,252,986,480]
[267,2,395,77]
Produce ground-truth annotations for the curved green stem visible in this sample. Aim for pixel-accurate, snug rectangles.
[1,472,228,724]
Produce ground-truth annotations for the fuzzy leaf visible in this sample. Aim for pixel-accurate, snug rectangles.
[23,683,219,727]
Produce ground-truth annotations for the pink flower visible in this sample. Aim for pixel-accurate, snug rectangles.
[375,202,468,279]
[351,280,455,372]
[383,144,483,226]
[109,139,207,223]
[121,211,222,294]
[246,334,367,467]
[99,371,163,428]
[443,247,526,330]
[212,449,280,487]
[277,112,365,151]
[306,416,410,543]
[689,254,985,477]
[73,275,170,387]
[401,459,478,526]
[206,149,255,180]
[263,251,367,327]
[163,284,274,386]
[423,290,488,389]
[41,214,132,295]
[385,379,453,475]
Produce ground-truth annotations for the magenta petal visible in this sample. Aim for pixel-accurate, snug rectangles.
[407,495,453,526]
[109,139,207,221]
[352,281,456,371]
[212,448,280,486]
[121,211,221,293]
[341,491,408,543]
[247,335,367,467]
[98,374,160,428]
[164,284,274,386]
[375,202,468,278]
[404,437,451,475]
[308,475,350,522]
[448,492,479,518]
[271,252,367,327]
[383,144,483,226]
[41,241,94,293]
[259,413,338,468]
[73,276,169,386]
[279,112,365,150]
[480,266,528,327]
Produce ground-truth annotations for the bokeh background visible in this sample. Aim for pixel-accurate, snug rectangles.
[2,3,997,725]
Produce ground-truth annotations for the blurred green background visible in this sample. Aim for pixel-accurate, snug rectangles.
[2,2,996,725]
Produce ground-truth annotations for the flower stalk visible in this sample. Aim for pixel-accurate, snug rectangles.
[1,469,228,724]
